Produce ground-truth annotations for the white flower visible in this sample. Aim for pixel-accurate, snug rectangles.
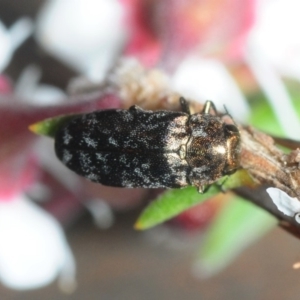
[0,193,76,291]
[246,0,300,139]
[14,65,65,105]
[171,56,250,122]
[266,187,300,223]
[36,0,125,82]
[251,0,300,80]
[0,18,33,73]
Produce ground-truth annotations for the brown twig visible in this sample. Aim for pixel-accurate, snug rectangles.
[240,126,300,199]
[236,126,300,237]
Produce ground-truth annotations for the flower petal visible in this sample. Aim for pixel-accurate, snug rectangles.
[0,194,76,290]
[266,187,300,217]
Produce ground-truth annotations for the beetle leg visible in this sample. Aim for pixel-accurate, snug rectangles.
[197,184,213,194]
[197,185,204,193]
[129,105,144,112]
[222,104,238,126]
[179,97,191,115]
[197,184,210,193]
[202,100,218,115]
[215,176,228,193]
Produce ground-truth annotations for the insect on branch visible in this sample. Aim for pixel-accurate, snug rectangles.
[55,60,300,237]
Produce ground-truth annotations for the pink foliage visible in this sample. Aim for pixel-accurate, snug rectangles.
[0,93,121,202]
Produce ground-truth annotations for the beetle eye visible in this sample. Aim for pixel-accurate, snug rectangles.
[225,124,238,133]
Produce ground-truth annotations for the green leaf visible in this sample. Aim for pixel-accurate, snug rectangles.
[221,169,256,190]
[135,170,253,230]
[248,82,300,136]
[194,196,276,278]
[135,185,219,230]
[248,96,283,135]
[29,114,78,138]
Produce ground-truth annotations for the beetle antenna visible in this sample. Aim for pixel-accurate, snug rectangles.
[202,100,218,115]
[223,105,237,126]
[179,97,191,114]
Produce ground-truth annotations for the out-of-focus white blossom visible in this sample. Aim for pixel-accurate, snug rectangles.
[0,18,33,73]
[171,56,250,122]
[36,0,126,82]
[85,199,114,229]
[14,65,65,105]
[245,45,300,138]
[246,0,300,139]
[251,0,300,79]
[0,193,76,291]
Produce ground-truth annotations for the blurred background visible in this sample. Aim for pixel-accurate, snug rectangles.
[1,0,300,299]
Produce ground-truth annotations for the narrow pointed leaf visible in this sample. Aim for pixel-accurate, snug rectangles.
[135,185,219,230]
[221,169,256,190]
[29,114,78,138]
[135,169,253,230]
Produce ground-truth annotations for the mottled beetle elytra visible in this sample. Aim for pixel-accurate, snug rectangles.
[54,98,241,193]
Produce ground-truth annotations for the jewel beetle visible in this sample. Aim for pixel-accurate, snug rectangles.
[54,98,241,193]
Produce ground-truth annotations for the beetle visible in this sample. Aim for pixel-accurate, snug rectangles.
[54,97,241,193]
